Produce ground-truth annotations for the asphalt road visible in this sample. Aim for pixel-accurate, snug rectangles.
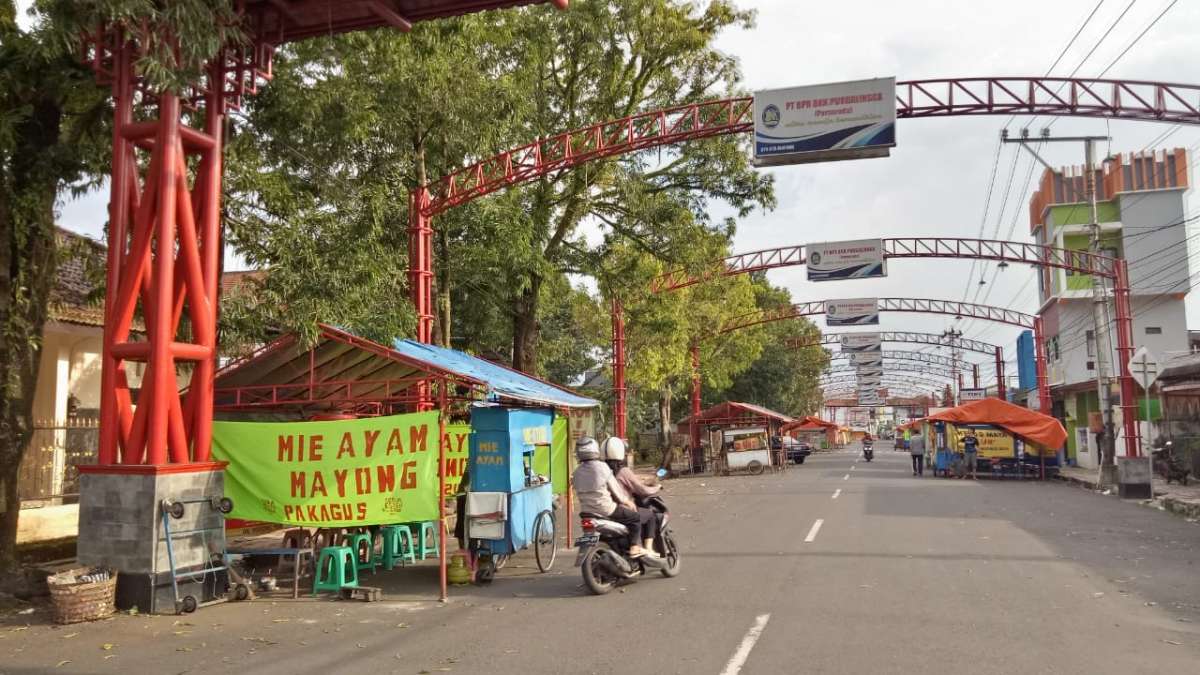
[3,444,1199,674]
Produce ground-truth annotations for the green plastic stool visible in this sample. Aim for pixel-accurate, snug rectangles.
[405,521,439,561]
[312,546,358,596]
[379,525,416,570]
[344,532,377,576]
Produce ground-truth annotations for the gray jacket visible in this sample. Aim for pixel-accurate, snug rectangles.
[571,460,631,516]
[909,433,927,455]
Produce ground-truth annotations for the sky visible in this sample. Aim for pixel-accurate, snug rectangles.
[41,0,1200,384]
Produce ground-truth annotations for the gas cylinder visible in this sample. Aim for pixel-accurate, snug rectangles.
[447,553,472,585]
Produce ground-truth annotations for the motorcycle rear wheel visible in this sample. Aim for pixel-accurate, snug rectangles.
[581,544,618,595]
[659,530,682,578]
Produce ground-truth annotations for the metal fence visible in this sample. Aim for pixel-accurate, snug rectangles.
[18,419,99,504]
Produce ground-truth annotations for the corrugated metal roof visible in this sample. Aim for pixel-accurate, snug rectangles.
[391,339,598,409]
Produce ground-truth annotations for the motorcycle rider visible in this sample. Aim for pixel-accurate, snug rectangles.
[601,437,661,555]
[572,437,661,560]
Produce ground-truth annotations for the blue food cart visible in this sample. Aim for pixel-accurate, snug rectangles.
[465,406,558,582]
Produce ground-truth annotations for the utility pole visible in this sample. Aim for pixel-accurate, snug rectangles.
[943,327,963,406]
[1003,129,1118,487]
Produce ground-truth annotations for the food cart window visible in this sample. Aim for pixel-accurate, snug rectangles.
[523,443,552,486]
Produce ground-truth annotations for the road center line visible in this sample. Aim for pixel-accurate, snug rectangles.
[804,519,824,543]
[832,489,841,499]
[842,473,850,480]
[720,614,771,675]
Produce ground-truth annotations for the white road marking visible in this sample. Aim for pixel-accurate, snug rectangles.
[832,489,841,499]
[842,473,850,480]
[720,613,771,675]
[804,519,824,543]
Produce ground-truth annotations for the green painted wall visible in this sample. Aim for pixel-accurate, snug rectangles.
[1049,200,1120,226]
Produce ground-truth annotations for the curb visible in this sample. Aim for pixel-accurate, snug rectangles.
[1160,495,1200,520]
[1055,471,1200,522]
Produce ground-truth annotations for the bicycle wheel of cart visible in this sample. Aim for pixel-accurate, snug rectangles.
[746,460,764,475]
[533,510,557,572]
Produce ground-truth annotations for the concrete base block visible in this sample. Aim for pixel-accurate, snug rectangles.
[1117,457,1153,500]
[77,463,228,613]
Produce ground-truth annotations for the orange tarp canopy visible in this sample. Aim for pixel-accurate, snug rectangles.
[780,416,838,433]
[923,398,1067,449]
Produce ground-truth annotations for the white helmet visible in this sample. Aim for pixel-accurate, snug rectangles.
[575,436,600,462]
[601,437,627,462]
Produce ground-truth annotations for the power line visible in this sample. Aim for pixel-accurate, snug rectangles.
[1097,0,1180,77]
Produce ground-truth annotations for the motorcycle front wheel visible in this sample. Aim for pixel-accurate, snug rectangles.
[658,529,682,578]
[581,544,618,595]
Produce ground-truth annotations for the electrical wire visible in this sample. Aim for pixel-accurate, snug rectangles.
[1096,0,1180,77]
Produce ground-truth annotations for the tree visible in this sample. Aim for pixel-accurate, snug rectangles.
[489,0,773,372]
[704,275,828,416]
[0,0,232,571]
[223,20,525,347]
[604,232,765,448]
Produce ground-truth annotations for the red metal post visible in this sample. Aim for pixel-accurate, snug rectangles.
[690,342,701,462]
[611,298,627,438]
[1032,316,1052,415]
[972,364,980,389]
[437,379,448,601]
[994,347,1006,400]
[408,187,434,344]
[1113,260,1140,457]
[98,50,223,466]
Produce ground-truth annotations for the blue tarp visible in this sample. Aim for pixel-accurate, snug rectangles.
[391,339,599,410]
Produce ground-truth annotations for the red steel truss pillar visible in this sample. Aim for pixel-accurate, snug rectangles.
[408,187,434,344]
[611,298,627,438]
[1032,316,1052,416]
[994,347,1006,400]
[972,364,980,389]
[98,46,223,465]
[689,342,701,459]
[1113,260,1140,457]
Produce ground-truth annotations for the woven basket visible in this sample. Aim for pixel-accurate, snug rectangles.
[47,568,117,625]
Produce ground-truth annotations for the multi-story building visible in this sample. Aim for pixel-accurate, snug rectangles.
[1029,148,1190,468]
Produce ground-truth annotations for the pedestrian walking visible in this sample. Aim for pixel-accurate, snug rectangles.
[909,431,926,476]
[962,429,979,480]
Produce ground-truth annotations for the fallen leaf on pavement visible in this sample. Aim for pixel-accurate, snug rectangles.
[62,633,79,639]
[101,643,116,650]
[242,637,278,645]
[103,655,116,660]
[55,660,71,668]
[1162,640,1182,646]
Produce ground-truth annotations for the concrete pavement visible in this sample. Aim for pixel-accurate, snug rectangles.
[2,444,1198,674]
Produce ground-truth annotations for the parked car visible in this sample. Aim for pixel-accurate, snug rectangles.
[772,435,812,464]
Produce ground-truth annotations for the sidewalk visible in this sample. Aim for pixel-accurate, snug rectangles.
[1056,464,1200,520]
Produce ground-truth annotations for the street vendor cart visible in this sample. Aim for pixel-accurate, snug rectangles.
[464,406,558,582]
[721,427,773,475]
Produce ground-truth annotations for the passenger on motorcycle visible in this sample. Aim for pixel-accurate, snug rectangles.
[572,437,661,560]
[601,437,661,554]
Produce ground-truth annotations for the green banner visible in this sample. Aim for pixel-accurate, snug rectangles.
[214,412,454,527]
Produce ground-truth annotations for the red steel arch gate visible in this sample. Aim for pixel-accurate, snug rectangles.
[685,297,1042,455]
[90,41,1200,469]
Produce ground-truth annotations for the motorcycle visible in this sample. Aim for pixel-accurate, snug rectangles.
[575,486,681,595]
[1153,441,1191,486]
[863,441,874,462]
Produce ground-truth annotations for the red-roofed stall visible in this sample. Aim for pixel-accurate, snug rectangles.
[675,402,793,474]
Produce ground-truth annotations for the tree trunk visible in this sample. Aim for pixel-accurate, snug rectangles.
[436,225,451,348]
[658,385,672,450]
[0,88,62,572]
[511,273,542,373]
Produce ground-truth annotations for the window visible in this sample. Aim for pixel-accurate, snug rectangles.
[1146,326,1163,335]
[1049,336,1061,361]
[1086,330,1095,357]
